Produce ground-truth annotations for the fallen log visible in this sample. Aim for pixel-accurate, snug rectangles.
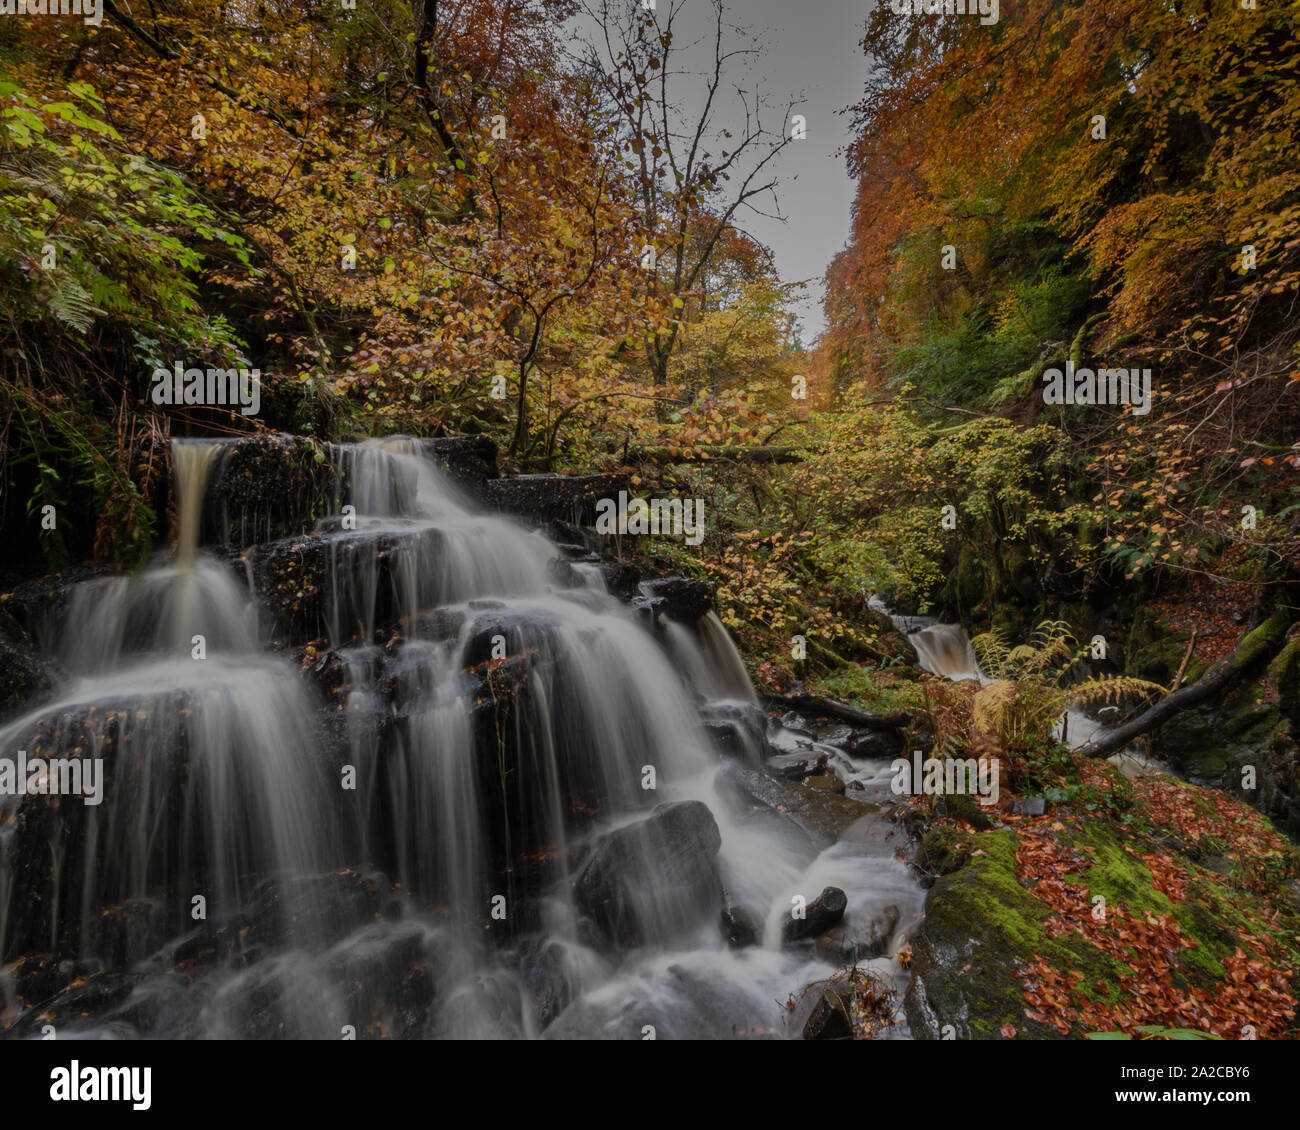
[1077,608,1294,759]
[763,693,910,731]
[628,445,803,465]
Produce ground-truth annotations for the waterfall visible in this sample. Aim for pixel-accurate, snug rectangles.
[0,436,925,1040]
[869,596,1155,769]
[905,622,984,682]
[0,440,336,971]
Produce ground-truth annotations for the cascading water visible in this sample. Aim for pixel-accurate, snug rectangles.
[905,622,985,683]
[1,437,926,1040]
[0,441,336,997]
[868,595,1159,770]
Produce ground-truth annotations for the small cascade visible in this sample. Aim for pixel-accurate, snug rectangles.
[869,595,1160,770]
[905,622,984,682]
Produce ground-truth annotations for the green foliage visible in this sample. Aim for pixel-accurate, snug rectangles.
[0,78,251,566]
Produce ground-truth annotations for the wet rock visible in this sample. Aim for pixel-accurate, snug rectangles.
[703,719,744,757]
[718,763,871,850]
[1012,797,1047,817]
[243,528,439,647]
[815,904,900,964]
[802,987,854,1040]
[1,694,201,961]
[203,434,336,550]
[782,886,848,943]
[630,594,668,630]
[322,921,431,1036]
[804,773,846,795]
[7,954,75,1010]
[721,905,761,948]
[600,560,641,599]
[244,869,393,949]
[5,973,136,1037]
[821,727,905,759]
[0,635,54,725]
[1,566,112,650]
[481,473,629,526]
[547,557,579,588]
[93,898,172,971]
[402,607,467,644]
[547,519,596,551]
[412,435,498,484]
[574,801,724,947]
[518,937,576,1031]
[638,577,714,623]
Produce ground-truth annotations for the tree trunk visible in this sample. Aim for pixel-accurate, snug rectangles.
[763,693,910,731]
[1076,608,1294,759]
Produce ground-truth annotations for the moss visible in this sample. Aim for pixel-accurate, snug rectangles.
[937,791,994,830]
[1058,821,1170,910]
[904,812,1300,1039]
[1123,607,1203,685]
[809,668,926,716]
[1269,638,1300,724]
[920,824,972,876]
[906,829,1133,1038]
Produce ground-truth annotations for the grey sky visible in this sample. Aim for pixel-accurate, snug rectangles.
[572,1,874,344]
[727,0,872,344]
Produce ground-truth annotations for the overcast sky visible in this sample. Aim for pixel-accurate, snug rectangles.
[723,0,872,344]
[572,1,874,344]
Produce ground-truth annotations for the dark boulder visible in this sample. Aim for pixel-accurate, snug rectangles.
[600,560,642,599]
[802,987,854,1040]
[815,904,901,964]
[721,905,761,948]
[782,885,847,943]
[0,634,54,725]
[638,577,714,623]
[574,800,723,947]
[481,474,629,526]
[244,869,393,949]
[412,435,498,484]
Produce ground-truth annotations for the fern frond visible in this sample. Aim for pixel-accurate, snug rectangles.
[1070,676,1166,709]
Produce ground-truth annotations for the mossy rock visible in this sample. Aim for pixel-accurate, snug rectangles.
[1122,607,1204,686]
[905,831,1098,1039]
[903,815,1300,1040]
[1269,638,1300,725]
[936,792,994,830]
[919,824,971,878]
[1158,684,1276,782]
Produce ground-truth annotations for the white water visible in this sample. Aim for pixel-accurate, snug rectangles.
[0,438,924,1039]
[0,440,333,974]
[869,594,1161,770]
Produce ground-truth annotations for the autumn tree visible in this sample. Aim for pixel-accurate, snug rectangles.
[579,0,799,398]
